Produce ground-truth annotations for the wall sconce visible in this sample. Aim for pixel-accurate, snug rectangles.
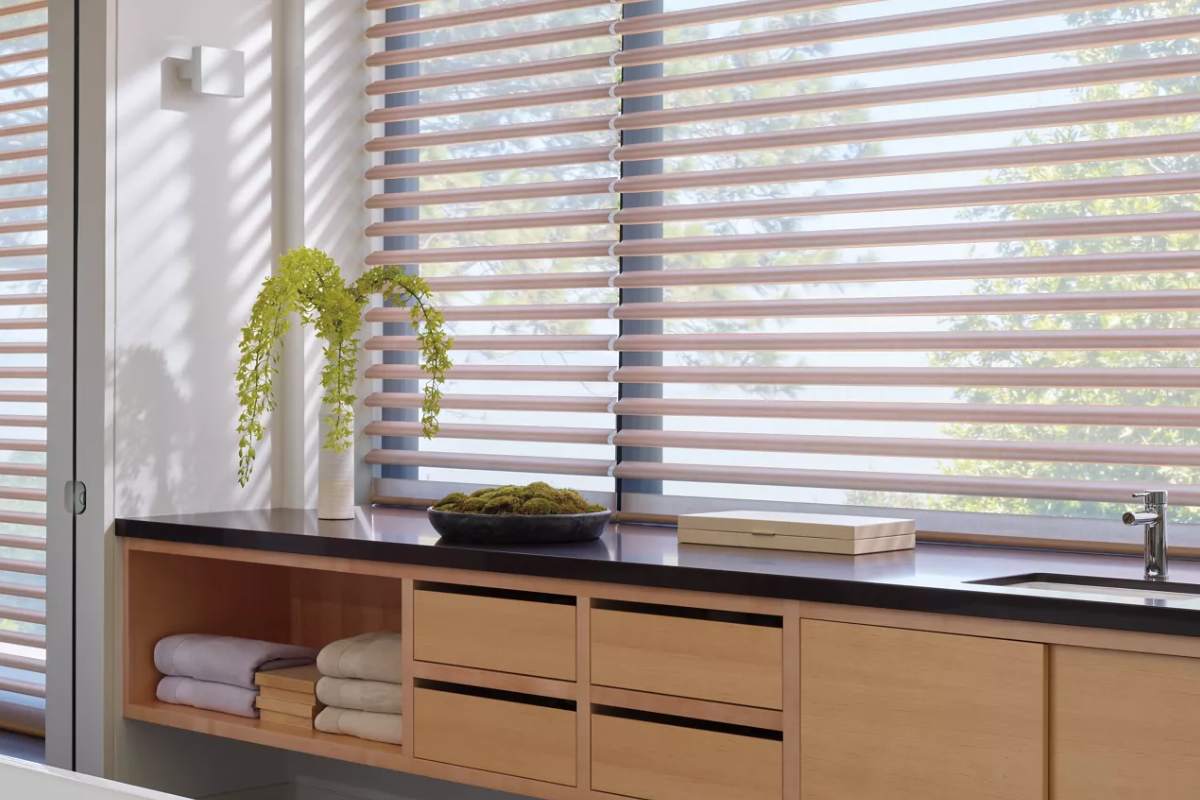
[176,46,244,98]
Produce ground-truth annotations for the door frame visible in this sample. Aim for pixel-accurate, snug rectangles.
[45,0,117,776]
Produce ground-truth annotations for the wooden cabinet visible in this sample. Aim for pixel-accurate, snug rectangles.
[592,713,782,800]
[800,620,1046,800]
[1053,646,1200,799]
[128,538,1200,800]
[591,605,782,709]
[414,587,576,680]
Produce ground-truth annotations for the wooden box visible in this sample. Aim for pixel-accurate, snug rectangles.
[679,510,915,555]
[255,664,320,695]
[255,693,321,719]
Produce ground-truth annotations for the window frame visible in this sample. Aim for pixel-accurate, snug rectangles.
[367,0,1200,553]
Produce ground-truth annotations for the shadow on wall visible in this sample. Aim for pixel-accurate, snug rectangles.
[113,346,201,518]
[114,0,276,518]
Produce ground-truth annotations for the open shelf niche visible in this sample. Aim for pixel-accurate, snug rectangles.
[124,546,406,770]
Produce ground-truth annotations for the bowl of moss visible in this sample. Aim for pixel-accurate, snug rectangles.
[428,482,612,545]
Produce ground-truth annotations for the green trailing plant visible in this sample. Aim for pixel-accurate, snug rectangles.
[235,247,450,487]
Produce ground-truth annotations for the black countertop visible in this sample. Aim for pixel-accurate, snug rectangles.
[116,507,1200,638]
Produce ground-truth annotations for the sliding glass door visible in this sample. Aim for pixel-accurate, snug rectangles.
[0,0,77,769]
[0,0,49,743]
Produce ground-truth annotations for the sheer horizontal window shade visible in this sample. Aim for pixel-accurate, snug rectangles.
[0,0,46,736]
[366,0,621,492]
[367,0,1200,519]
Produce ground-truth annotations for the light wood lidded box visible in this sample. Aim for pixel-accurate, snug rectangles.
[679,510,916,555]
[255,664,321,695]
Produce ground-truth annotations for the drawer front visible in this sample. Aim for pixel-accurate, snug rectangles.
[592,714,782,800]
[414,588,575,680]
[591,607,782,709]
[414,687,576,786]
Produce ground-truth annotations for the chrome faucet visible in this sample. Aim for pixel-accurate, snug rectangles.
[1123,490,1168,581]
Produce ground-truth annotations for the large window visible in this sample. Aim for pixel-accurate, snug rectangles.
[365,0,1200,536]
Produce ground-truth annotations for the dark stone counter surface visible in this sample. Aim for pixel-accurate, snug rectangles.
[117,507,1200,638]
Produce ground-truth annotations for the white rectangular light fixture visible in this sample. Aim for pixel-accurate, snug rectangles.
[176,46,244,98]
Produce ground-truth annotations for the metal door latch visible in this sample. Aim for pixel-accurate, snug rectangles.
[65,480,86,515]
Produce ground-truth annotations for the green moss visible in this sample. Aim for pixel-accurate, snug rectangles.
[458,496,487,513]
[519,497,558,515]
[433,482,607,516]
[432,492,468,510]
[482,494,522,514]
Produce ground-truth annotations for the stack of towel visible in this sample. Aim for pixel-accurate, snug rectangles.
[314,632,404,745]
[154,634,316,718]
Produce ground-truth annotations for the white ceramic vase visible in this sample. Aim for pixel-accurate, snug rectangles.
[317,408,355,520]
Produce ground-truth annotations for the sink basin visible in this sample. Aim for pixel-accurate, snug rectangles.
[970,573,1200,607]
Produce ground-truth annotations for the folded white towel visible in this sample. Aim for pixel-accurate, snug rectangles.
[317,632,403,683]
[156,676,259,718]
[155,634,316,690]
[315,707,403,745]
[317,676,403,714]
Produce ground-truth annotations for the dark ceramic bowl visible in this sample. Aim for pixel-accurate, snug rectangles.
[427,507,612,545]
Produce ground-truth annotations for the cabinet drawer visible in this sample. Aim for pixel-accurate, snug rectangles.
[591,605,782,709]
[413,587,575,680]
[592,713,782,800]
[413,686,576,786]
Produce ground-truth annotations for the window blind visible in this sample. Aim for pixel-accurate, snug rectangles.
[366,0,1200,523]
[0,0,46,737]
[364,0,624,497]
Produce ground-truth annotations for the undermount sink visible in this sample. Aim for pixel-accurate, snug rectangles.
[970,573,1200,608]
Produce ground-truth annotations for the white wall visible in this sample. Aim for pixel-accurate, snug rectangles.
[113,0,281,518]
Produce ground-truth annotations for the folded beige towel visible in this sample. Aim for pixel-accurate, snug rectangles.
[315,707,403,745]
[317,632,403,683]
[317,676,403,714]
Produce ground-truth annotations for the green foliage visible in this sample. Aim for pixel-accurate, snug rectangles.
[235,247,451,487]
[852,1,1200,520]
[927,2,1200,520]
[433,482,606,515]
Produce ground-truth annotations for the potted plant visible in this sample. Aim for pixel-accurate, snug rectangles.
[428,482,612,544]
[235,247,450,519]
